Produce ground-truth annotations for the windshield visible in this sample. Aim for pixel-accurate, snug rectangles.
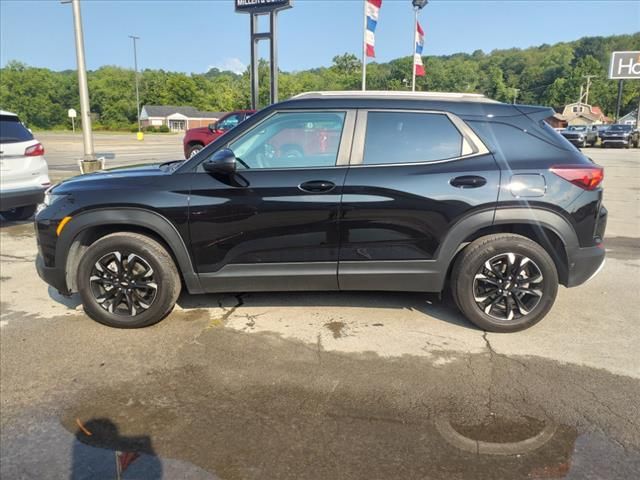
[0,114,33,143]
[609,125,632,131]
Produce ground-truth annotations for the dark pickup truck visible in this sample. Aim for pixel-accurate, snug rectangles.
[560,125,598,148]
[183,110,255,158]
[600,124,639,148]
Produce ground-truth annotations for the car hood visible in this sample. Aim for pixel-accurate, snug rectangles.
[187,126,211,135]
[52,162,178,193]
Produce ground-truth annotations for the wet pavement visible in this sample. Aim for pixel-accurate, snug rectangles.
[1,147,639,479]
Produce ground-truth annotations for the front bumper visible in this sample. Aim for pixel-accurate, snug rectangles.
[0,187,45,211]
[566,245,606,287]
[36,253,70,295]
[602,138,630,146]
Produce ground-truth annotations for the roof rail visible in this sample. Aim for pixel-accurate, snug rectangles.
[291,90,498,103]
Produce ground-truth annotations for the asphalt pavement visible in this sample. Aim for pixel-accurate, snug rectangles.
[1,144,639,479]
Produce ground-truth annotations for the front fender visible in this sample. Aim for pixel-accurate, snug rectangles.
[57,208,202,294]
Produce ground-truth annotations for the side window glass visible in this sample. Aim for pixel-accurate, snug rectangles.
[363,112,462,165]
[217,114,241,131]
[226,111,346,169]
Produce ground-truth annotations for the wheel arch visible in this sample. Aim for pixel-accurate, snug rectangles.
[57,208,202,294]
[436,208,577,288]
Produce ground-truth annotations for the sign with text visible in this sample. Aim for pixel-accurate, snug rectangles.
[609,51,640,80]
[235,0,292,14]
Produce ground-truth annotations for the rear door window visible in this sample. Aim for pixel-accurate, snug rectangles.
[363,112,463,165]
[0,115,33,144]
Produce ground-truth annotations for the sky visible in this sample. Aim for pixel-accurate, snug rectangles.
[1,0,639,74]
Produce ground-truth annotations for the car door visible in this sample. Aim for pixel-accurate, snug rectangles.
[188,109,355,292]
[338,109,500,292]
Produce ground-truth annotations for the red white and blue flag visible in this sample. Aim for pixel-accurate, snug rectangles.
[414,21,425,76]
[365,0,382,58]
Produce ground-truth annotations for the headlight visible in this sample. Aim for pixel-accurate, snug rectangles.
[43,192,67,207]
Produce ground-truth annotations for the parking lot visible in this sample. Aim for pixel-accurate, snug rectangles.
[1,141,639,478]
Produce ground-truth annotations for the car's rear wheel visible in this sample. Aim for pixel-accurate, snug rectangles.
[77,232,181,328]
[187,143,204,158]
[451,234,558,333]
[1,204,37,221]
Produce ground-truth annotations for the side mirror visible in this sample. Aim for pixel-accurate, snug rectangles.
[203,148,237,175]
[208,122,218,132]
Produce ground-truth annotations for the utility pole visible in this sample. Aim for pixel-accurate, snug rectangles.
[615,80,624,121]
[65,0,97,171]
[129,35,141,134]
[583,75,597,105]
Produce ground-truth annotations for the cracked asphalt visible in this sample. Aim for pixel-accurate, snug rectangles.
[1,146,639,479]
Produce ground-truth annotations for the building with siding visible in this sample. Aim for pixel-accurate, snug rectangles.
[140,105,224,132]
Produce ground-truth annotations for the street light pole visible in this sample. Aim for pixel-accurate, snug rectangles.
[129,35,141,133]
[68,0,97,168]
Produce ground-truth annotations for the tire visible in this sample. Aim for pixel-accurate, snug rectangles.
[580,139,587,148]
[451,234,558,333]
[187,143,204,158]
[1,204,37,221]
[77,232,181,328]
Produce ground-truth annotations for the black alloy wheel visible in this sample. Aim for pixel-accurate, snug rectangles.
[451,234,558,333]
[77,232,181,328]
[473,252,544,321]
[90,251,158,316]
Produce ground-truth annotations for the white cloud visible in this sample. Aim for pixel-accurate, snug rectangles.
[208,58,246,74]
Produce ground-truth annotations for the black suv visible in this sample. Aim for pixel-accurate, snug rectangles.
[35,92,607,332]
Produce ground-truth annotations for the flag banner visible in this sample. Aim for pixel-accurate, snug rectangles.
[415,21,425,76]
[365,0,382,58]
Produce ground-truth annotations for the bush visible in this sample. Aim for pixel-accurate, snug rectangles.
[158,124,170,133]
[144,126,157,133]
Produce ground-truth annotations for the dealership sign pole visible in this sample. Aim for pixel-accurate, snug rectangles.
[236,0,292,109]
[608,51,640,125]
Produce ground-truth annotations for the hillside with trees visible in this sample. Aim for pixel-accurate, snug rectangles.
[1,33,638,130]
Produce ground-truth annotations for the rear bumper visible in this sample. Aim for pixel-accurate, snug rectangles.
[566,245,606,287]
[36,253,70,295]
[0,187,45,211]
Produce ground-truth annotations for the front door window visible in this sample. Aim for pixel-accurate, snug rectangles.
[226,111,346,169]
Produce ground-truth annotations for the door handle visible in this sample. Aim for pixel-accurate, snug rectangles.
[450,175,487,189]
[299,180,336,193]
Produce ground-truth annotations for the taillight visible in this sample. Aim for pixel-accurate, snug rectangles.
[550,164,604,191]
[25,143,45,157]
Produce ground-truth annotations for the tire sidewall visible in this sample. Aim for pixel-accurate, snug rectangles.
[188,144,203,158]
[77,236,177,328]
[454,237,558,333]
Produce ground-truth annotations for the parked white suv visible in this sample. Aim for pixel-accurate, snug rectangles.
[0,110,50,221]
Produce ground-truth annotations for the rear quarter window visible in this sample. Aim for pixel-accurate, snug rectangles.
[466,120,576,164]
[0,114,34,143]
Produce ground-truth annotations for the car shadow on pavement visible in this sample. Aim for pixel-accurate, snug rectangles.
[48,286,82,310]
[177,290,477,331]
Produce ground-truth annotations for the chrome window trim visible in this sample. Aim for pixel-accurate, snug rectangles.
[349,109,491,167]
[198,109,356,172]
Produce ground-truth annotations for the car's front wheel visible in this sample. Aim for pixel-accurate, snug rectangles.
[77,232,181,328]
[187,143,204,158]
[451,234,558,333]
[1,204,37,222]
